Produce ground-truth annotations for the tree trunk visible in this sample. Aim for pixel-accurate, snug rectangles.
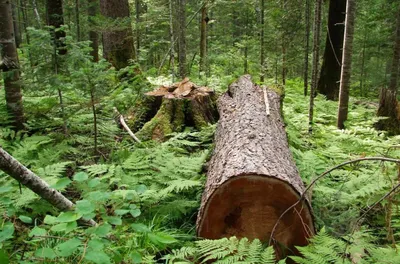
[196,75,314,260]
[47,0,66,55]
[303,0,311,96]
[260,0,265,83]
[169,0,175,82]
[135,0,140,58]
[337,0,356,129]
[75,0,80,41]
[376,4,400,134]
[100,0,135,70]
[11,1,21,48]
[281,0,287,86]
[309,0,322,133]
[0,0,25,131]
[88,0,99,62]
[0,147,96,226]
[31,0,41,27]
[317,0,346,100]
[199,1,207,75]
[177,0,187,78]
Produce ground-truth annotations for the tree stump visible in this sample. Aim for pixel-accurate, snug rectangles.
[136,78,218,141]
[196,75,314,260]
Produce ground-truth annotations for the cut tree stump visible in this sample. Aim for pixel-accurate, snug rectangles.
[136,78,218,141]
[196,75,314,260]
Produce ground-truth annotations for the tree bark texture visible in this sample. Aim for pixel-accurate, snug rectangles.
[376,4,400,134]
[88,0,99,62]
[47,0,66,55]
[197,75,314,260]
[100,0,135,70]
[177,0,187,78]
[11,1,21,48]
[337,0,356,129]
[309,0,322,133]
[199,1,207,74]
[317,0,346,100]
[0,0,25,131]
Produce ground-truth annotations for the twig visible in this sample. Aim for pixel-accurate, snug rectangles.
[268,157,400,246]
[78,240,88,264]
[262,86,270,116]
[32,235,68,241]
[113,107,141,143]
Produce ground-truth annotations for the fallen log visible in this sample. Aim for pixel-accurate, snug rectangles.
[196,75,314,260]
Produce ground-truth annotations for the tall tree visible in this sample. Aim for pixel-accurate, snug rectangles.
[88,0,99,62]
[0,0,25,131]
[376,4,400,133]
[100,0,135,70]
[177,0,187,78]
[337,0,356,129]
[169,0,175,82]
[303,0,311,96]
[317,0,346,100]
[199,0,208,75]
[135,0,141,58]
[47,0,66,55]
[309,0,322,133]
[75,0,81,41]
[260,0,265,82]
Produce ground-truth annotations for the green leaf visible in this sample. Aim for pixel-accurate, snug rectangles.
[0,223,14,243]
[50,223,68,232]
[85,251,111,264]
[114,209,129,216]
[29,227,47,237]
[51,178,72,190]
[35,248,56,259]
[131,223,150,233]
[19,215,33,224]
[76,200,95,215]
[88,178,100,188]
[130,251,142,264]
[129,209,141,218]
[56,238,82,257]
[0,249,9,264]
[88,239,105,251]
[0,186,12,193]
[44,215,57,225]
[106,216,122,225]
[148,232,177,245]
[135,184,147,194]
[57,212,82,223]
[94,223,111,237]
[73,172,89,182]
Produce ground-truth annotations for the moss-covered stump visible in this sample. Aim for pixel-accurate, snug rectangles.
[136,78,218,141]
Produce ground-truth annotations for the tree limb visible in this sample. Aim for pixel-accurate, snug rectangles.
[113,107,141,143]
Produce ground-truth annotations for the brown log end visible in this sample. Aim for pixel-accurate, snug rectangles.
[197,175,313,259]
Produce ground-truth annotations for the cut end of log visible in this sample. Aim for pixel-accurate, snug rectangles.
[197,175,313,258]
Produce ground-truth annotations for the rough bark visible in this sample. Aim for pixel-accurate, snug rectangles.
[337,0,356,129]
[376,4,400,134]
[11,1,21,48]
[197,75,314,260]
[177,0,187,78]
[0,147,96,226]
[88,0,99,62]
[317,0,346,100]
[47,0,66,55]
[303,0,311,96]
[0,0,25,131]
[199,1,207,74]
[100,0,135,70]
[309,0,322,133]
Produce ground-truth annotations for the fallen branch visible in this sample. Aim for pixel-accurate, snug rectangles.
[268,156,400,245]
[113,107,141,143]
[0,147,96,226]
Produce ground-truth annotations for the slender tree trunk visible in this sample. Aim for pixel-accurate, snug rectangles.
[88,0,99,62]
[31,0,41,27]
[47,0,66,55]
[169,0,175,82]
[317,0,346,100]
[11,1,21,48]
[177,0,187,78]
[337,0,356,129]
[75,0,80,41]
[260,0,265,82]
[281,0,287,86]
[199,0,207,75]
[309,0,322,134]
[359,30,367,97]
[0,0,25,131]
[90,86,98,155]
[303,0,311,96]
[135,0,140,58]
[100,0,135,70]
[376,4,400,133]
